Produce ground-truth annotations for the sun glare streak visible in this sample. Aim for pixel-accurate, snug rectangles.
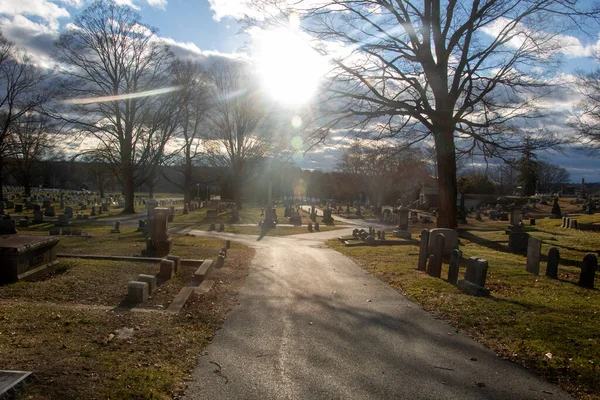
[62,86,181,104]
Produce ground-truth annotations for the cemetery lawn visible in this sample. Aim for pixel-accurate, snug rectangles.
[327,218,600,400]
[0,228,255,399]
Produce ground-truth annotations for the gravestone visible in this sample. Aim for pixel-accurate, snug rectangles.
[427,228,458,256]
[315,222,320,232]
[14,204,23,213]
[219,223,225,232]
[0,235,60,284]
[458,257,490,296]
[42,200,51,208]
[230,209,240,223]
[546,247,559,279]
[159,259,175,280]
[56,214,69,227]
[127,281,148,304]
[136,274,156,296]
[526,237,542,275]
[417,229,429,271]
[44,206,55,217]
[64,206,73,218]
[578,254,597,289]
[380,230,386,240]
[427,233,444,278]
[322,208,333,224]
[206,209,217,219]
[137,219,146,232]
[144,208,171,257]
[308,222,313,232]
[0,219,17,235]
[33,210,44,223]
[509,231,529,252]
[183,203,189,215]
[530,218,536,226]
[448,249,462,285]
[166,255,181,273]
[551,198,562,217]
[111,221,120,234]
[90,205,96,216]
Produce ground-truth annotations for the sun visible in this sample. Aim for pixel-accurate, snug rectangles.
[254,26,329,106]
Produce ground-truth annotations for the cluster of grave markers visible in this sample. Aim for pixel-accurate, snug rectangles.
[417,228,490,296]
[416,228,598,297]
[526,237,597,289]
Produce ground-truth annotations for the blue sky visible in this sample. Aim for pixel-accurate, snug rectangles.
[1,0,600,182]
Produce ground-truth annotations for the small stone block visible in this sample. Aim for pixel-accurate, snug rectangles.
[166,255,181,272]
[127,281,149,304]
[159,259,175,280]
[136,274,156,295]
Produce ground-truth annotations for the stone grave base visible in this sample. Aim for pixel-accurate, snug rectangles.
[144,238,172,258]
[458,280,490,297]
[393,230,412,239]
[0,235,60,284]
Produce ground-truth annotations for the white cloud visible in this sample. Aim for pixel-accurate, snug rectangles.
[146,0,167,9]
[0,0,69,30]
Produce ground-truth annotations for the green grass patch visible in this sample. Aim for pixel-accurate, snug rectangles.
[327,219,600,399]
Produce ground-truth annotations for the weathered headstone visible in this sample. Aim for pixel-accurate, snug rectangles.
[127,281,148,304]
[0,219,17,235]
[448,249,462,285]
[308,222,313,232]
[218,223,225,232]
[44,206,55,217]
[458,258,490,296]
[64,206,73,219]
[56,214,69,227]
[526,237,542,275]
[159,259,175,280]
[428,233,445,278]
[578,253,597,289]
[546,247,559,279]
[509,231,529,252]
[166,255,181,273]
[315,222,320,232]
[417,229,429,271]
[111,221,120,233]
[136,274,156,295]
[33,210,44,223]
[427,228,458,255]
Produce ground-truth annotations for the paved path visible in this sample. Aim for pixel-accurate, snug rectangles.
[183,230,571,400]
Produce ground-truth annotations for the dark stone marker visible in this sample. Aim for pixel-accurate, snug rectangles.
[578,253,597,289]
[308,222,313,232]
[546,247,559,279]
[530,218,536,226]
[315,222,320,232]
[426,254,435,275]
[458,257,490,297]
[572,220,578,230]
[561,217,566,228]
[448,249,462,285]
[226,240,231,249]
[428,233,445,278]
[417,229,429,271]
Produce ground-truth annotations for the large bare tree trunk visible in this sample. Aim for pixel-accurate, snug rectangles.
[434,130,458,229]
[123,163,135,214]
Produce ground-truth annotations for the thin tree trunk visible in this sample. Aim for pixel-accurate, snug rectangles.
[0,156,4,201]
[434,129,458,229]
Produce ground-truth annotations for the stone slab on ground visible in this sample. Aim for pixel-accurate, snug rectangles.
[166,287,195,314]
[193,260,214,283]
[0,370,32,396]
[193,279,214,295]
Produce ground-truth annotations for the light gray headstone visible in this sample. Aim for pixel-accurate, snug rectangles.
[526,237,542,275]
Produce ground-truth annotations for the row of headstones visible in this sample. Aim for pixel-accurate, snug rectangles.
[307,222,321,232]
[417,230,490,296]
[561,217,578,230]
[49,227,87,236]
[208,223,226,232]
[526,237,597,289]
[127,256,180,304]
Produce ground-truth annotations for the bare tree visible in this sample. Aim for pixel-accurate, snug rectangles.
[247,0,598,228]
[538,160,570,194]
[572,66,600,152]
[337,142,431,206]
[0,32,51,199]
[6,112,58,196]
[170,59,211,203]
[205,59,270,209]
[55,0,175,213]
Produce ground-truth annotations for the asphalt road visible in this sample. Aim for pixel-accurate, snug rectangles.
[183,230,571,400]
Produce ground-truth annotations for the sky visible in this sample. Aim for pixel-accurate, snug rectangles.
[1,0,600,183]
